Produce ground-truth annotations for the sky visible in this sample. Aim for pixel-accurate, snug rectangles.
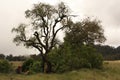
[0,0,120,55]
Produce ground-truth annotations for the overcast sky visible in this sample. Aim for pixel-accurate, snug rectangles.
[0,0,120,55]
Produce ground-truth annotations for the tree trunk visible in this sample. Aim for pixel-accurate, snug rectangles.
[41,55,52,73]
[44,61,52,73]
[41,57,45,73]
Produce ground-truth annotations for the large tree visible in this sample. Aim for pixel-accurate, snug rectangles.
[12,2,71,73]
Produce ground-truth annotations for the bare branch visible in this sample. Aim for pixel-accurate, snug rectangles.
[50,25,66,50]
[34,31,46,49]
[52,14,67,36]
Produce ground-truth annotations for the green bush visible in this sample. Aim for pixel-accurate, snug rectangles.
[88,52,103,69]
[22,58,42,73]
[48,45,103,73]
[0,59,12,73]
[79,46,103,69]
[22,58,34,72]
[48,46,71,73]
[30,61,42,73]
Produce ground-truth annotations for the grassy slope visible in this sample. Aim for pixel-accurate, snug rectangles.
[0,61,120,80]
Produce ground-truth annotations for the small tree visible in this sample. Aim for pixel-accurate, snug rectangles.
[12,2,71,73]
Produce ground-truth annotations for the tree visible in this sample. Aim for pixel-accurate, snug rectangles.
[64,18,106,46]
[0,54,5,59]
[6,54,13,61]
[12,2,71,73]
[54,18,106,71]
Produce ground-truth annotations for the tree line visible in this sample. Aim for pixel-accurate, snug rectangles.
[0,54,26,61]
[95,45,120,60]
[1,44,120,61]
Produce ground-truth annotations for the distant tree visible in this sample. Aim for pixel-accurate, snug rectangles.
[6,54,13,61]
[12,2,72,73]
[6,54,26,61]
[116,46,120,53]
[13,56,26,61]
[95,45,115,56]
[0,54,5,59]
[95,45,120,60]
[30,54,41,61]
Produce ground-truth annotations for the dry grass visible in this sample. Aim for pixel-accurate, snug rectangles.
[10,61,23,69]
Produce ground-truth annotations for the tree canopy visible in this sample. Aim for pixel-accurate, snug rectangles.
[64,18,106,47]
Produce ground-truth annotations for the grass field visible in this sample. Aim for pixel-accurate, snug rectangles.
[0,61,120,80]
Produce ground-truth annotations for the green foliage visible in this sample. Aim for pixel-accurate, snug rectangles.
[22,58,42,73]
[0,59,12,73]
[22,58,34,72]
[78,46,103,69]
[30,61,42,73]
[65,18,106,46]
[48,44,103,73]
[47,17,104,73]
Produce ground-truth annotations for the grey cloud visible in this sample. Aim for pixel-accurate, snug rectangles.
[80,0,120,27]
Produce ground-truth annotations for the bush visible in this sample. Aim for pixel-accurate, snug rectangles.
[22,58,34,72]
[0,59,12,73]
[21,58,42,73]
[30,61,42,73]
[48,46,71,73]
[88,52,103,69]
[79,46,103,69]
[48,45,103,73]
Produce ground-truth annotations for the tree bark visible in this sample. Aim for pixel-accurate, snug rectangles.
[41,55,52,73]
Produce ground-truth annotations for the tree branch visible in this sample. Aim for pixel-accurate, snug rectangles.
[52,14,67,36]
[40,16,50,52]
[19,38,44,54]
[34,31,46,50]
[50,25,66,50]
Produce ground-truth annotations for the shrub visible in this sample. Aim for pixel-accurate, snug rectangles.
[30,61,42,73]
[22,58,34,72]
[0,59,12,73]
[48,45,103,73]
[88,52,103,69]
[21,58,42,73]
[79,46,103,69]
